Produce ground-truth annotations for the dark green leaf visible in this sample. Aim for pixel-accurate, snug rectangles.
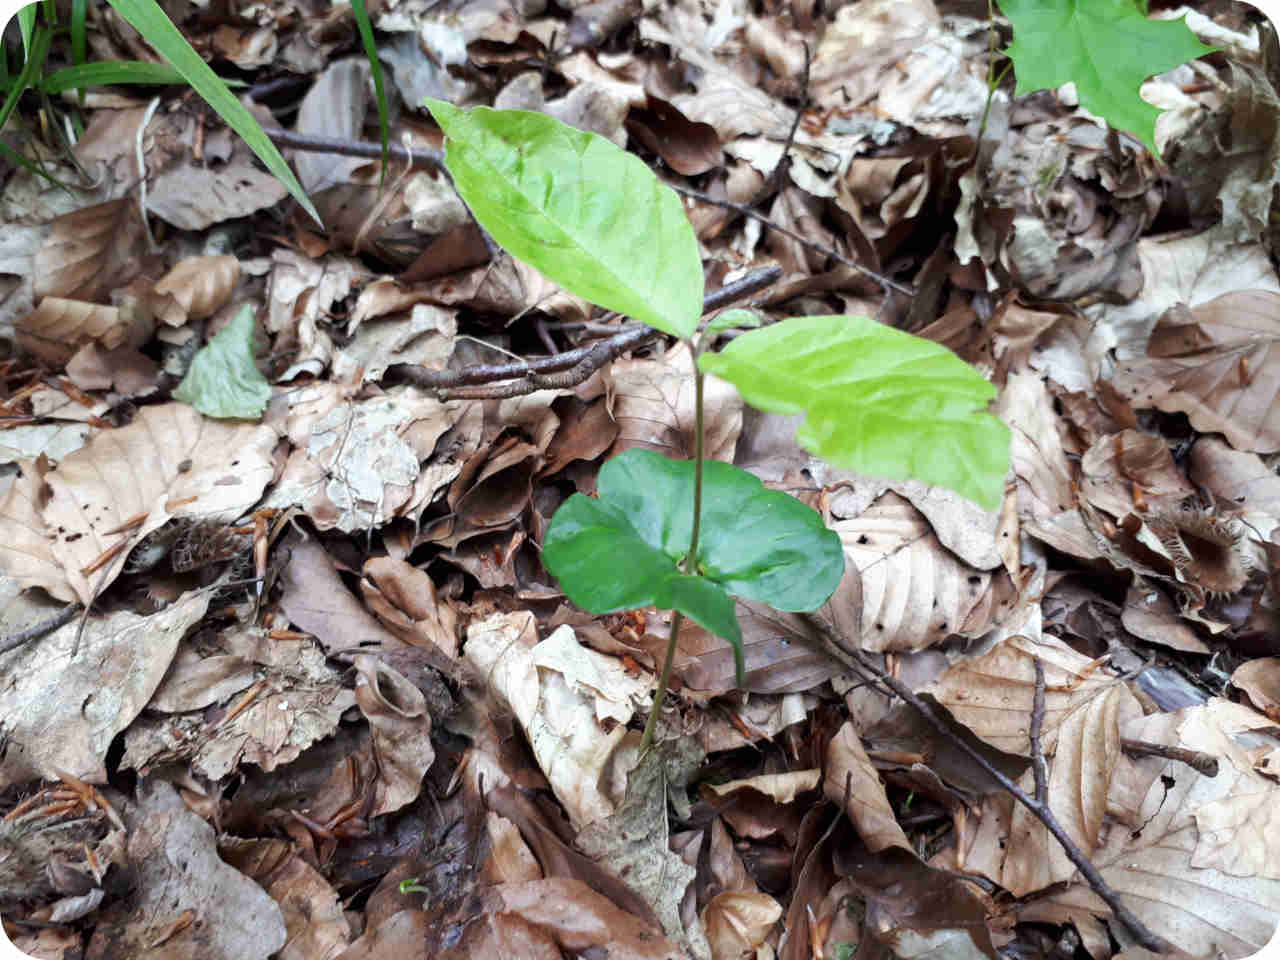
[426,100,703,339]
[544,449,845,681]
[698,315,1009,509]
[174,304,271,420]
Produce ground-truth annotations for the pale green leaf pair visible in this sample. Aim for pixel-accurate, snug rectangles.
[174,305,271,420]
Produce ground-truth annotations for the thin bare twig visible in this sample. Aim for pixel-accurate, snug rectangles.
[0,603,82,656]
[1121,738,1219,778]
[384,265,783,398]
[1030,657,1049,806]
[811,628,1175,954]
[262,127,444,171]
[668,182,915,298]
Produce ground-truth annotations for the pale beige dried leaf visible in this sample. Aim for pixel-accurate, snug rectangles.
[0,590,208,788]
[702,890,782,960]
[1122,577,1210,654]
[823,721,911,852]
[1232,658,1280,722]
[353,654,433,816]
[18,298,128,366]
[1001,683,1142,896]
[1190,437,1280,541]
[707,770,821,804]
[612,342,742,462]
[147,150,289,231]
[295,58,370,194]
[823,492,998,652]
[464,616,633,830]
[220,837,351,960]
[152,255,241,326]
[1041,702,1280,956]
[925,634,1124,756]
[1113,291,1280,452]
[42,404,275,605]
[33,197,146,302]
[1080,429,1197,520]
[485,813,542,884]
[360,556,458,656]
[88,781,286,959]
[146,650,256,713]
[0,457,74,601]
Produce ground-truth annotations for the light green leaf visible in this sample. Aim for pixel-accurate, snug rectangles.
[999,0,1214,157]
[42,61,187,94]
[698,315,1009,509]
[544,449,846,683]
[705,307,764,336]
[174,305,272,420]
[106,0,320,225]
[426,100,703,339]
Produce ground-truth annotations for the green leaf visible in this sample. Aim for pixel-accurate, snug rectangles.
[105,0,321,225]
[426,100,703,339]
[999,0,1214,157]
[349,0,389,188]
[174,305,272,420]
[705,307,764,336]
[698,315,1010,509]
[544,449,846,682]
[42,61,187,94]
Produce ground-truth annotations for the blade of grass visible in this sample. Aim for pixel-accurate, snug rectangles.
[349,0,389,188]
[43,60,188,93]
[0,137,74,189]
[105,0,322,225]
[18,5,36,56]
[0,24,50,131]
[71,0,86,105]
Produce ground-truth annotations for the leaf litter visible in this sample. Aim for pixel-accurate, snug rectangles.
[1,0,1280,958]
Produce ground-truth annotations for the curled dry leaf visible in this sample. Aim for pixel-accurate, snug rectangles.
[702,891,782,960]
[18,298,130,366]
[823,722,911,853]
[152,255,241,327]
[33,197,147,303]
[1112,291,1280,453]
[353,655,434,816]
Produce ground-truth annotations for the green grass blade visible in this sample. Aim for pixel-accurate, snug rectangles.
[0,137,73,189]
[105,0,321,225]
[71,0,87,104]
[348,0,388,188]
[43,60,187,93]
[0,24,50,132]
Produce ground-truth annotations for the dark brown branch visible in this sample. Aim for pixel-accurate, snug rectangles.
[384,265,783,398]
[0,603,82,656]
[263,127,445,171]
[1121,738,1219,778]
[811,629,1176,954]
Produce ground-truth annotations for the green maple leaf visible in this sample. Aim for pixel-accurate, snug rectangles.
[1000,0,1214,157]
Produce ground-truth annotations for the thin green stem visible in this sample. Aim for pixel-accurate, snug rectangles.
[640,340,707,754]
[640,610,685,752]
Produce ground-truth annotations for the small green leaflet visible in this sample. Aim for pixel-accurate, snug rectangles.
[543,449,845,684]
[698,315,1009,509]
[174,305,272,420]
[425,100,704,339]
[1000,0,1214,157]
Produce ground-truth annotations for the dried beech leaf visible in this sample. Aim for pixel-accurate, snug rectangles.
[153,255,241,327]
[0,457,74,601]
[18,298,129,366]
[1113,291,1280,452]
[823,722,911,853]
[41,404,276,605]
[353,655,434,816]
[33,198,146,303]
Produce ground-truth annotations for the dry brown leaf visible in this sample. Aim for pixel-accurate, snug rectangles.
[702,890,782,959]
[352,654,434,815]
[0,456,74,601]
[1112,291,1280,452]
[925,633,1129,756]
[611,341,742,462]
[147,144,289,231]
[220,837,352,960]
[152,255,241,327]
[84,781,286,960]
[0,590,208,787]
[825,721,912,853]
[1232,658,1280,722]
[822,492,1001,652]
[40,404,275,606]
[625,96,722,175]
[1190,437,1280,541]
[18,298,130,366]
[1080,428,1197,521]
[33,197,146,303]
[295,58,371,195]
[360,556,459,656]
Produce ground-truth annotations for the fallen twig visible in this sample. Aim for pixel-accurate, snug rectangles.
[0,603,82,656]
